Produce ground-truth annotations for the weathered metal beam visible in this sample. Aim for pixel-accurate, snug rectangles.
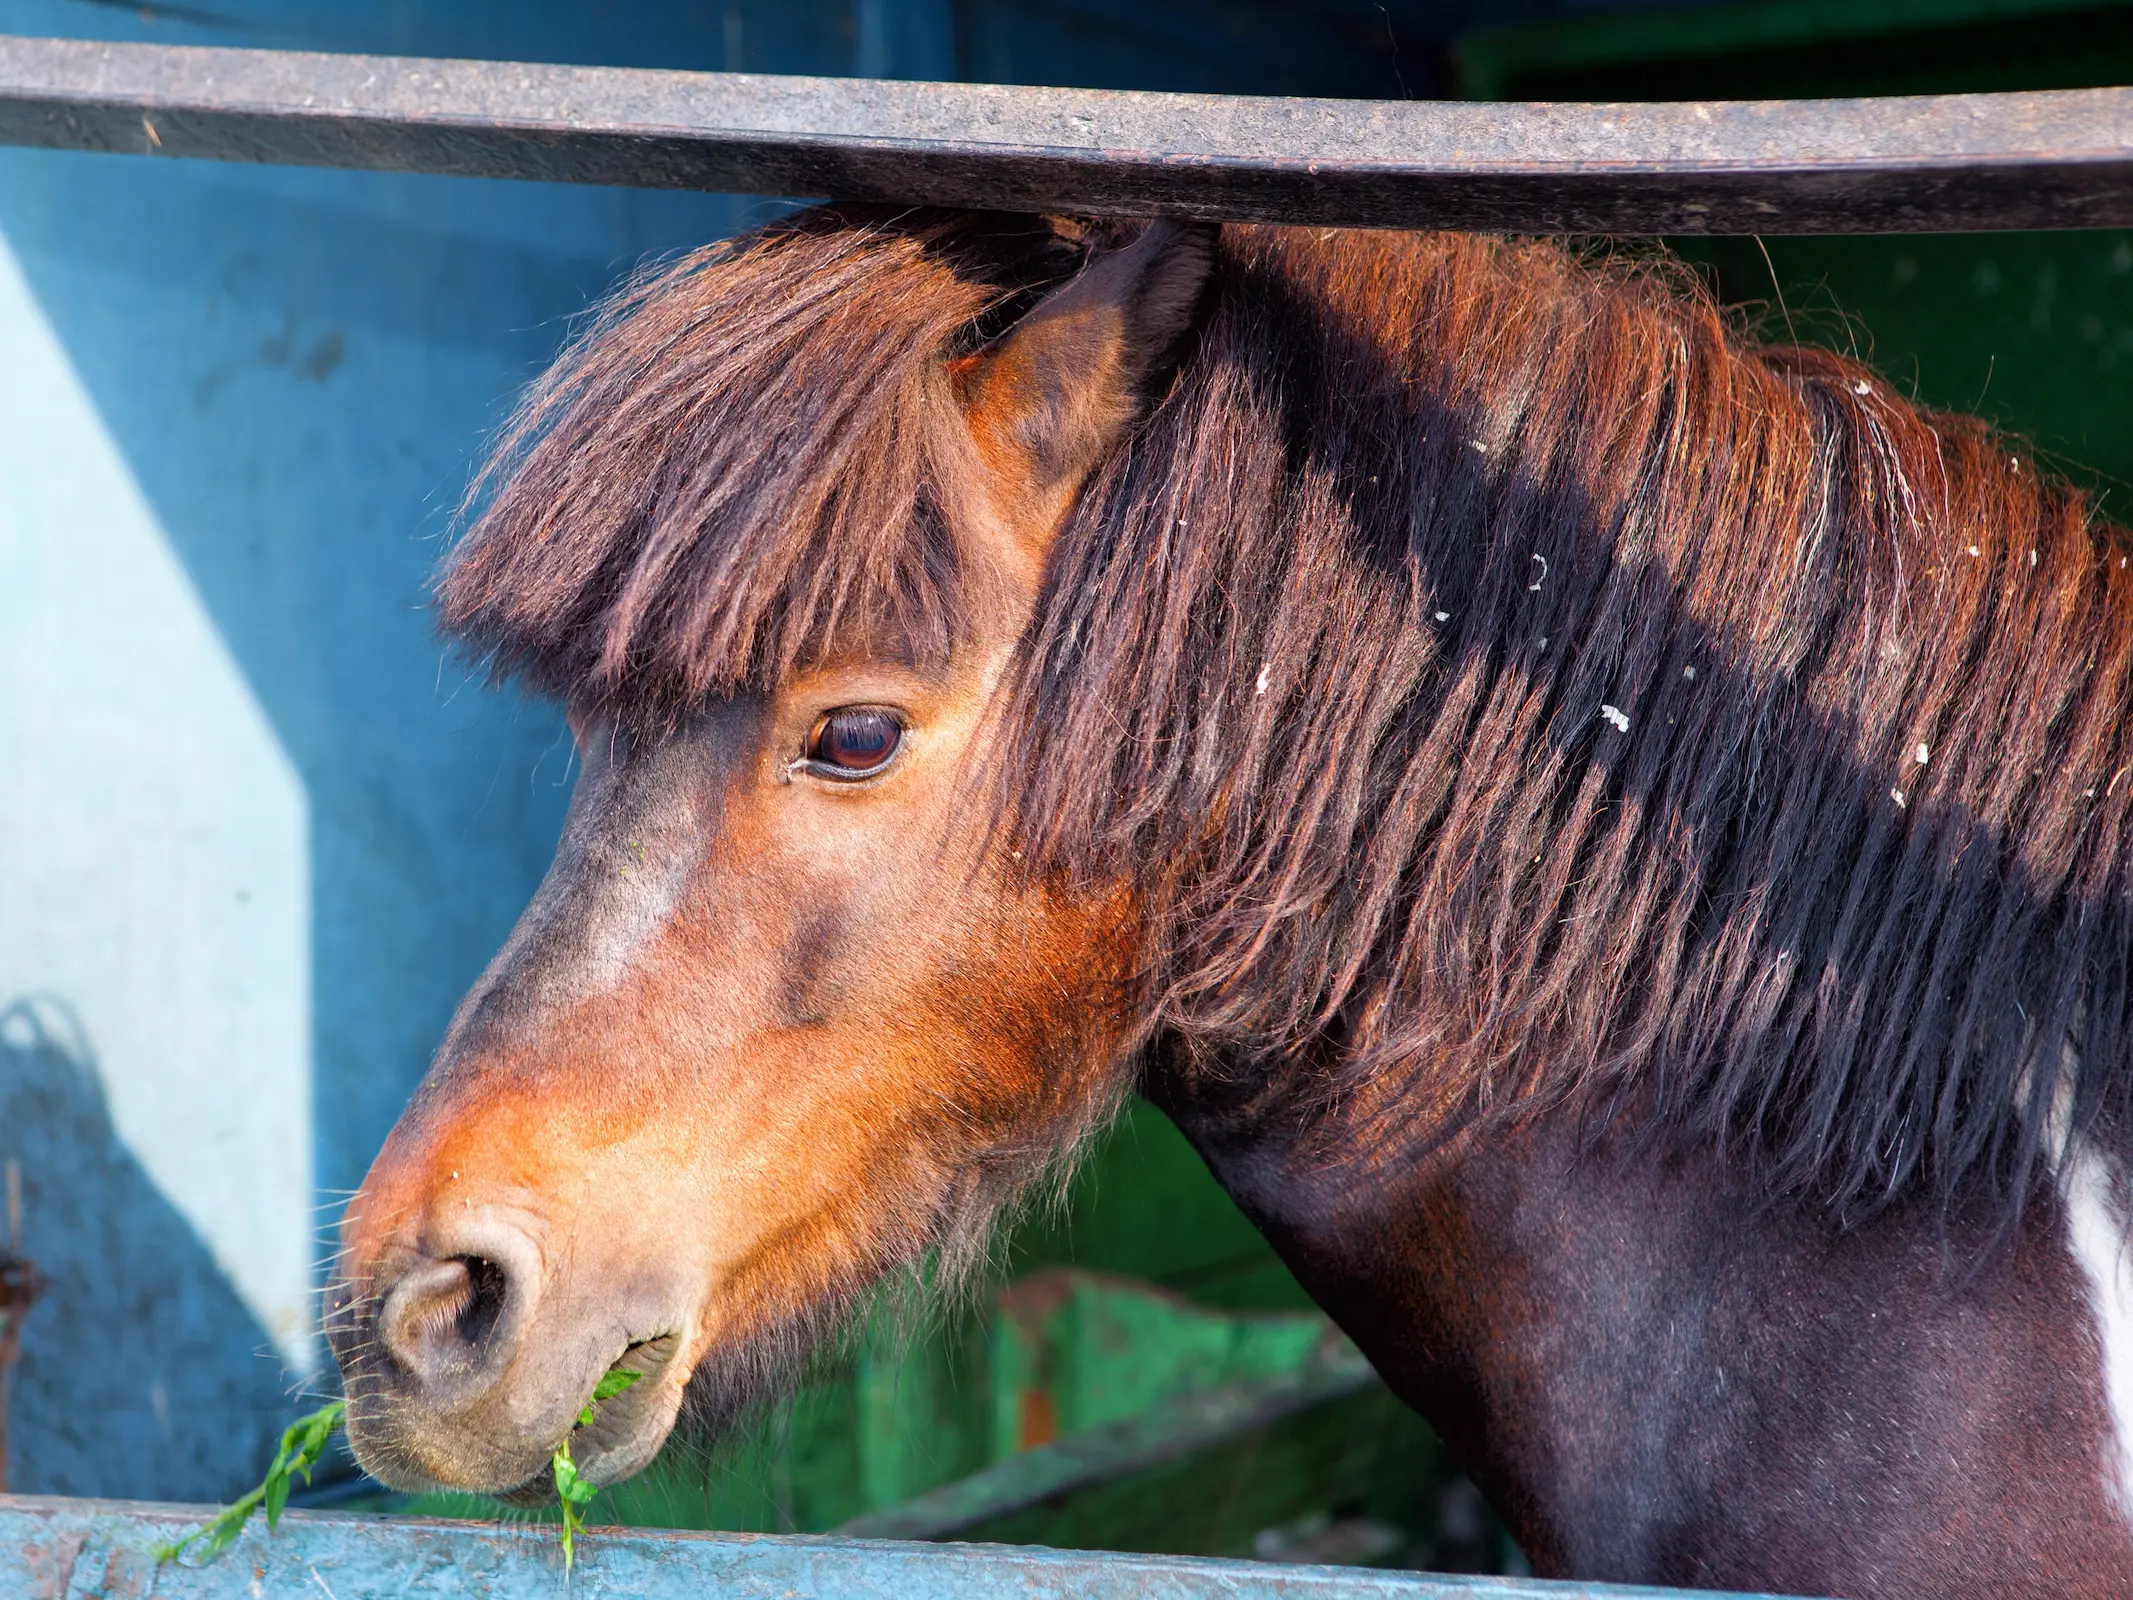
[2,1495,1800,1599]
[0,34,2128,234]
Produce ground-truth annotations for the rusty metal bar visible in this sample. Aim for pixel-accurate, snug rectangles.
[0,33,2129,233]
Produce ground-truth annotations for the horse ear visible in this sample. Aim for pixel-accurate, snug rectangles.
[954,219,1216,525]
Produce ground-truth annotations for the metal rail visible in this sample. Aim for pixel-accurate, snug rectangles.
[0,34,2129,233]
[4,1496,1797,1599]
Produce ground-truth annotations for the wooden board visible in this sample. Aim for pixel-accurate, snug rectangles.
[836,1352,1412,1553]
[0,34,2130,233]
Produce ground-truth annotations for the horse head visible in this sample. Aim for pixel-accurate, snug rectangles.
[325,216,1215,1497]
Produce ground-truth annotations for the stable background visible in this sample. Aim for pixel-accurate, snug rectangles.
[0,0,2127,1573]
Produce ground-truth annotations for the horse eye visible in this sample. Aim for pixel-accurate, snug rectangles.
[803,708,905,778]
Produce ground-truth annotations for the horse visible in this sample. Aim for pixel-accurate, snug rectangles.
[325,208,2133,1597]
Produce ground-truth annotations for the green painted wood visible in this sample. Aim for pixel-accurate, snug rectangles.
[836,1348,1407,1552]
[1455,0,2133,101]
[0,1496,1812,1599]
[988,1268,1334,1456]
[830,1277,1478,1567]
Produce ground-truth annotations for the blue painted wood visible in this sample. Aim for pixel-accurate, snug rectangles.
[0,0,834,1504]
[0,1497,1803,1600]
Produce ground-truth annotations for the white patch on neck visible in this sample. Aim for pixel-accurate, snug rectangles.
[2065,1140,2133,1524]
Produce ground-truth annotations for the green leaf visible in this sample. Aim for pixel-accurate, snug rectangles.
[154,1486,264,1564]
[552,1444,589,1572]
[296,1402,345,1470]
[150,1402,345,1566]
[263,1471,290,1531]
[195,1512,249,1562]
[546,1372,640,1572]
[578,1366,642,1429]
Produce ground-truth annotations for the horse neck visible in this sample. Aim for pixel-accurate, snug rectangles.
[1145,1057,2133,1596]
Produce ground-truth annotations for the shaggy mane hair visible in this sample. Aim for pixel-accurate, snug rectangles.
[442,209,1096,721]
[442,208,2133,1225]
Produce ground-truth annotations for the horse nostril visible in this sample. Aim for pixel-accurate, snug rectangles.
[379,1254,514,1384]
[458,1255,510,1346]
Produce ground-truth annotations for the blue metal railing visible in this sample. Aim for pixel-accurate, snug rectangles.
[3,1495,1806,1600]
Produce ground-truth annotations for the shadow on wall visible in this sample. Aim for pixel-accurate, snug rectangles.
[0,149,750,1214]
[0,996,293,1501]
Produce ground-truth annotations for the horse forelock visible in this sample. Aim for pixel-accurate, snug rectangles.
[437,207,1098,727]
[998,225,2133,1228]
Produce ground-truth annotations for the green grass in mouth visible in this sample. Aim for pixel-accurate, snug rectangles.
[554,1367,643,1570]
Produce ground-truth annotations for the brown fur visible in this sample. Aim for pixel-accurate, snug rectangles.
[444,211,2133,1229]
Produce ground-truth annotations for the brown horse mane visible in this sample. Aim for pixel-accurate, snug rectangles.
[440,208,1099,721]
[442,207,2133,1227]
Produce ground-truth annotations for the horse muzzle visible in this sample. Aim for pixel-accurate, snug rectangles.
[325,1212,693,1497]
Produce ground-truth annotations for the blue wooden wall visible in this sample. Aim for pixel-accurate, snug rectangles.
[0,0,858,1503]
